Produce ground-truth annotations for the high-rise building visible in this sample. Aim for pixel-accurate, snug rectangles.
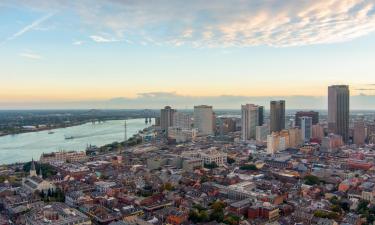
[353,120,366,146]
[160,106,176,132]
[312,124,324,140]
[270,100,285,133]
[267,132,279,155]
[321,134,344,152]
[367,123,375,144]
[295,111,319,127]
[241,104,259,141]
[267,131,288,154]
[288,127,302,148]
[328,85,350,143]
[258,106,264,126]
[219,117,236,134]
[300,116,312,142]
[256,125,269,145]
[194,105,214,136]
[173,112,192,129]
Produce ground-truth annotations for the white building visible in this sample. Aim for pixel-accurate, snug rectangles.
[173,112,192,129]
[168,127,197,143]
[300,116,312,142]
[40,151,87,164]
[200,148,227,166]
[194,105,214,136]
[267,132,287,155]
[241,104,259,141]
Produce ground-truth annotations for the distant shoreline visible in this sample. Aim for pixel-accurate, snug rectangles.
[0,118,153,166]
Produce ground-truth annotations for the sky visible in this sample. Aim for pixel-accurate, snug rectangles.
[0,0,375,109]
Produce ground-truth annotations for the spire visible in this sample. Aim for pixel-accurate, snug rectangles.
[30,158,37,177]
[39,166,43,178]
[31,158,36,171]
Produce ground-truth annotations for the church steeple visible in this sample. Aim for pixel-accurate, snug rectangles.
[39,166,43,178]
[30,158,37,177]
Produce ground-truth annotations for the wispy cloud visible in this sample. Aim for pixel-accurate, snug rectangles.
[19,52,42,60]
[89,35,120,43]
[1,12,55,46]
[73,40,84,45]
[5,0,375,47]
[1,91,374,109]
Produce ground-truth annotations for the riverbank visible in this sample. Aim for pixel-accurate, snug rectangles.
[0,119,153,165]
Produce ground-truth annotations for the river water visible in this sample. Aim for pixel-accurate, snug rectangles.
[0,119,153,164]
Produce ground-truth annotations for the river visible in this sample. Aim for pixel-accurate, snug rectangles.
[0,118,153,164]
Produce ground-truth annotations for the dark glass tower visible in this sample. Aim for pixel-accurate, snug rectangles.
[270,100,285,133]
[328,85,349,143]
[258,106,264,126]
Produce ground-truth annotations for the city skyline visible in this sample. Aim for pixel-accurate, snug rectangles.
[1,0,375,109]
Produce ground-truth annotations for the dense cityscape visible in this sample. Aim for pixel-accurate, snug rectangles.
[2,1,375,225]
[0,85,375,225]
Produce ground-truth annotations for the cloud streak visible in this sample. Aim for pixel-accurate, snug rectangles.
[19,52,42,60]
[89,35,120,43]
[1,92,374,110]
[12,0,375,47]
[1,12,54,46]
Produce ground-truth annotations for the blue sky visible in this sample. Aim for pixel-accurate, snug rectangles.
[0,0,375,109]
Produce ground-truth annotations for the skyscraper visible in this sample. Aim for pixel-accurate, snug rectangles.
[353,120,366,146]
[241,104,259,141]
[258,106,264,126]
[328,85,350,143]
[300,116,312,142]
[295,111,319,127]
[194,105,214,136]
[160,106,176,132]
[256,124,268,145]
[312,124,324,140]
[173,112,192,129]
[270,100,285,133]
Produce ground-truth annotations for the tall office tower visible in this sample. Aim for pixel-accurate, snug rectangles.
[258,106,264,126]
[289,127,302,148]
[267,132,279,155]
[267,131,287,154]
[241,104,259,140]
[160,106,176,132]
[270,100,285,133]
[353,120,366,146]
[256,125,269,145]
[173,112,192,129]
[328,85,350,143]
[295,111,319,127]
[193,105,214,136]
[368,123,375,143]
[219,117,236,134]
[279,130,290,148]
[312,124,324,140]
[300,116,312,142]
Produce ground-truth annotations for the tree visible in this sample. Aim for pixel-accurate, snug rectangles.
[304,175,320,185]
[210,210,224,222]
[211,200,225,211]
[224,214,240,225]
[210,200,226,222]
[163,182,174,191]
[189,205,209,223]
[357,200,370,214]
[23,161,57,178]
[204,162,218,169]
[227,157,235,164]
[239,164,258,171]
